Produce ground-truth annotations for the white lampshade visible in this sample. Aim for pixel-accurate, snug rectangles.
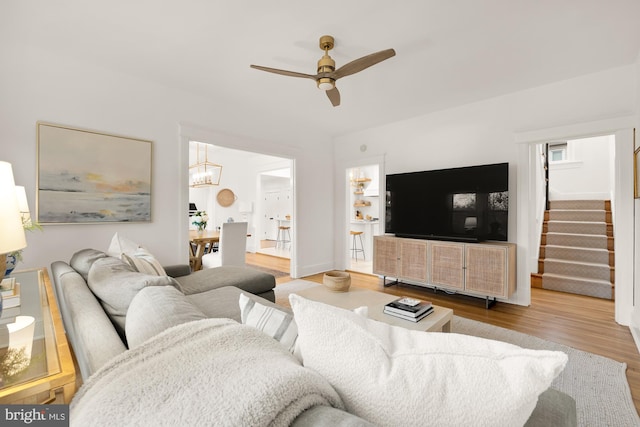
[15,185,31,226]
[0,161,27,254]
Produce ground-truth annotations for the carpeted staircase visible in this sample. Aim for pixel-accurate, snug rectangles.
[532,200,614,299]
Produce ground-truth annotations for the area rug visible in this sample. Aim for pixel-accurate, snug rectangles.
[276,280,640,426]
[274,279,320,305]
[247,264,289,278]
[452,316,639,426]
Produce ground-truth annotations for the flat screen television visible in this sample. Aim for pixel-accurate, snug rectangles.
[385,162,509,242]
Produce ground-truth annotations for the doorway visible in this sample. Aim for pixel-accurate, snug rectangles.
[257,168,292,260]
[517,121,634,325]
[533,135,616,300]
[187,141,293,267]
[345,163,383,274]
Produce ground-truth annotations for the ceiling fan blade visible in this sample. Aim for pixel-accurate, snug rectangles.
[250,65,316,80]
[326,87,340,107]
[332,48,396,80]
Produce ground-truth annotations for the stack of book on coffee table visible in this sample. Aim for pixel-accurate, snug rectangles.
[383,297,433,322]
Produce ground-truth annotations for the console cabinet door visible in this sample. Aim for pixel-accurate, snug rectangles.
[373,236,399,277]
[429,241,464,290]
[465,244,515,298]
[399,238,428,283]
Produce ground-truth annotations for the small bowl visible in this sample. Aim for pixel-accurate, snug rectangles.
[323,271,351,292]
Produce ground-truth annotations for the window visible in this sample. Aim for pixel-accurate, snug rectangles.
[549,142,568,162]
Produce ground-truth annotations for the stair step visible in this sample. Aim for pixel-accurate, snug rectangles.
[549,200,609,210]
[542,258,613,282]
[545,220,608,235]
[541,273,613,299]
[547,209,609,222]
[543,232,610,249]
[542,245,611,265]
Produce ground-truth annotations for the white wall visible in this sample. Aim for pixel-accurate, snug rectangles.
[334,65,637,309]
[1,42,334,278]
[548,135,614,200]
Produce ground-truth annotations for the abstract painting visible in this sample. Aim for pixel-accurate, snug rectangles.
[37,122,152,223]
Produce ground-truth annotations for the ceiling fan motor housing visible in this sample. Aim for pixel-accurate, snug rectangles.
[316,35,336,90]
[317,55,336,90]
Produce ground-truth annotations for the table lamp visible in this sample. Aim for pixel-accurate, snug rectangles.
[0,161,27,278]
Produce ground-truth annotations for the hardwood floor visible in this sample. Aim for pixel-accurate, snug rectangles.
[245,252,640,413]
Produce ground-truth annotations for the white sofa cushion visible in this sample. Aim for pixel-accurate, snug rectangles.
[106,232,141,257]
[69,248,108,281]
[87,257,182,340]
[126,286,207,348]
[239,293,298,353]
[289,294,568,427]
[122,248,167,276]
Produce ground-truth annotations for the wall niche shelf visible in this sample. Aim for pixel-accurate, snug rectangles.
[351,177,371,195]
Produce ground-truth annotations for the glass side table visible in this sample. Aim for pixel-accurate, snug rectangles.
[0,268,76,404]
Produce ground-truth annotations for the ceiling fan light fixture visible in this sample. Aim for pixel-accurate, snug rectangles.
[317,77,335,91]
[250,34,395,106]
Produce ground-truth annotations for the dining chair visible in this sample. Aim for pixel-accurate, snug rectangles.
[202,222,248,268]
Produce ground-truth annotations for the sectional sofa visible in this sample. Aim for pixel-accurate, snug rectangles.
[50,248,576,426]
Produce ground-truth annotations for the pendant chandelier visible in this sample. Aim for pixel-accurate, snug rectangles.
[189,142,222,187]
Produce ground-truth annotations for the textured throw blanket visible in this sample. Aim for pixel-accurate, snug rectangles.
[70,318,344,427]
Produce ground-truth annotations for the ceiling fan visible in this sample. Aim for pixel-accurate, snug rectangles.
[250,35,396,107]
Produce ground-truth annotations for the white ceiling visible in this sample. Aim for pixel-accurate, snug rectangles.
[6,1,640,138]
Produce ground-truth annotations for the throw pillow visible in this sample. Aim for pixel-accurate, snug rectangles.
[69,248,108,281]
[126,286,206,349]
[239,293,298,353]
[289,294,568,427]
[106,232,141,257]
[87,257,182,341]
[122,248,167,276]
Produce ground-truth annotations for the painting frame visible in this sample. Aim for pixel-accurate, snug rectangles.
[37,122,152,224]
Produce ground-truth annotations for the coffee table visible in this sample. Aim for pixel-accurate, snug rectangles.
[294,285,453,332]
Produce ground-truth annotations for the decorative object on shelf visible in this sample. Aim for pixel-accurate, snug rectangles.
[191,211,209,232]
[1,315,35,380]
[190,142,222,187]
[323,271,351,292]
[0,162,27,311]
[217,188,236,207]
[350,171,371,195]
[354,199,371,207]
[37,122,152,224]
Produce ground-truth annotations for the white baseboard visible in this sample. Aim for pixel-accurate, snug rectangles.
[630,308,640,353]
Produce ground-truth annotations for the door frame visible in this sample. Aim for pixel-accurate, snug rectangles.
[515,115,635,325]
[179,123,299,276]
[336,155,386,271]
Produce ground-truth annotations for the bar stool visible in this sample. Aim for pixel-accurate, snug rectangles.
[350,230,365,261]
[276,226,291,249]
